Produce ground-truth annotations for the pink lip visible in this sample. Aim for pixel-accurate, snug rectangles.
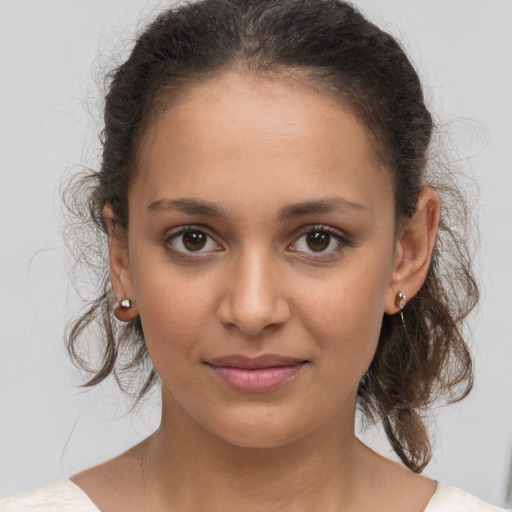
[206,355,308,392]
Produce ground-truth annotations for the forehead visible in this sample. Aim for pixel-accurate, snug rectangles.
[132,72,393,215]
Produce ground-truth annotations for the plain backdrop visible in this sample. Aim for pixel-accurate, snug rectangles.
[1,0,511,507]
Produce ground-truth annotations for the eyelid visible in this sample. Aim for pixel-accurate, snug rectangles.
[162,223,352,262]
[164,224,223,259]
[287,224,353,259]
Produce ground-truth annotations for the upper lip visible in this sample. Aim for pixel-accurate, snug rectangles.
[206,354,308,369]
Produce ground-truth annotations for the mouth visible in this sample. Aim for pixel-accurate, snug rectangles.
[205,354,309,392]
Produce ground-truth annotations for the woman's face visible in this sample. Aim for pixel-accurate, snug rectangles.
[118,72,401,447]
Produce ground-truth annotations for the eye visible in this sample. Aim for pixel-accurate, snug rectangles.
[303,231,332,252]
[288,225,350,258]
[165,226,221,256]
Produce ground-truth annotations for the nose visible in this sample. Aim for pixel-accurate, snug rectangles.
[216,247,291,336]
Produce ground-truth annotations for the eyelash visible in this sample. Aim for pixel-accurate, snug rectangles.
[163,224,352,261]
[164,225,221,260]
[287,224,353,261]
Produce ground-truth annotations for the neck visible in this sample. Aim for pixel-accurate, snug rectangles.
[136,388,374,512]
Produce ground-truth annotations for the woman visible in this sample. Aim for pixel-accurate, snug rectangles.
[1,0,508,510]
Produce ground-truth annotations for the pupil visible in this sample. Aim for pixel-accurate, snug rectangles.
[183,231,207,251]
[307,231,330,251]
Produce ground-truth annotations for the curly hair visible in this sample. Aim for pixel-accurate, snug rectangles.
[65,0,478,473]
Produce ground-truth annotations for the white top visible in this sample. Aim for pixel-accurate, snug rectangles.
[0,478,509,511]
[0,479,98,511]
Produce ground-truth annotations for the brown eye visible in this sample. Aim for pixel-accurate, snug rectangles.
[306,230,330,252]
[166,227,220,256]
[288,225,350,259]
[183,231,207,251]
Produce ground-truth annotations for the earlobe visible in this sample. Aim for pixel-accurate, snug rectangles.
[385,186,440,314]
[103,204,138,320]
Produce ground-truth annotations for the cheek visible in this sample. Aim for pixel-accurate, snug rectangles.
[130,259,218,364]
[303,295,381,368]
[295,260,391,373]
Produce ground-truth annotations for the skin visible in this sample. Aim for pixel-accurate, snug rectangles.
[73,72,440,512]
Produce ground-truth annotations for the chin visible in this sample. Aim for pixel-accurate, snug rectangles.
[207,411,317,450]
[220,430,304,450]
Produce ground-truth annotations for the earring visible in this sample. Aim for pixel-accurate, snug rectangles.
[395,291,407,310]
[394,291,407,330]
[114,298,137,323]
[120,299,132,309]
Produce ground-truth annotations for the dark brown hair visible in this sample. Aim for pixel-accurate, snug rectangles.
[65,0,478,473]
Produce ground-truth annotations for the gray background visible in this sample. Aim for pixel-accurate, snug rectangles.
[1,0,511,507]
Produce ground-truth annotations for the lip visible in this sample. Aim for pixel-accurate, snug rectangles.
[206,354,309,392]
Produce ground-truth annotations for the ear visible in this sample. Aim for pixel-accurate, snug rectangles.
[103,204,138,318]
[384,186,440,314]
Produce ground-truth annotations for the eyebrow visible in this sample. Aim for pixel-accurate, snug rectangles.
[147,196,367,220]
[277,197,367,221]
[148,198,227,218]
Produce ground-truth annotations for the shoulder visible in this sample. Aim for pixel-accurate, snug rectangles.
[425,483,510,512]
[0,479,100,512]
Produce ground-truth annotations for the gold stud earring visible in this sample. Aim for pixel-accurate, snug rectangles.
[395,291,407,310]
[120,299,132,310]
[114,298,137,323]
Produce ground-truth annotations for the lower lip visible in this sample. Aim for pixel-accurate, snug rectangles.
[207,363,307,392]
